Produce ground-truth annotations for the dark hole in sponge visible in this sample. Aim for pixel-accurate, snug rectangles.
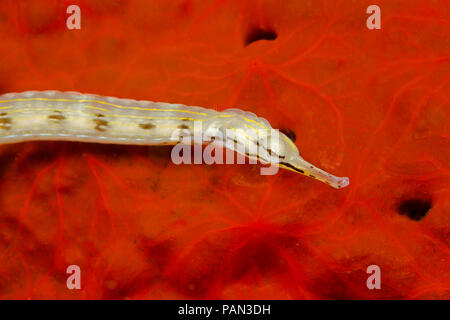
[279,128,296,143]
[397,198,432,221]
[244,27,277,46]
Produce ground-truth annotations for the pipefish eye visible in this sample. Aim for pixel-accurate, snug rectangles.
[279,128,296,143]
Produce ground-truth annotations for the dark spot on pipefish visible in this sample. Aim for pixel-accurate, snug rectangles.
[140,123,155,130]
[266,148,286,160]
[224,136,240,145]
[0,117,12,130]
[280,162,304,174]
[48,114,66,120]
[244,26,277,46]
[397,198,432,221]
[93,119,108,132]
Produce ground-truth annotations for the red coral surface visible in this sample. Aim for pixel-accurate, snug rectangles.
[0,0,449,299]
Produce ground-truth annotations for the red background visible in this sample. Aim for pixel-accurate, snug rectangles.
[0,0,449,299]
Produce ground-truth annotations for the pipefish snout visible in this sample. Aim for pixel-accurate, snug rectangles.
[0,90,349,189]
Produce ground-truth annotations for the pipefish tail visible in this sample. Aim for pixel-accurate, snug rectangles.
[0,90,349,189]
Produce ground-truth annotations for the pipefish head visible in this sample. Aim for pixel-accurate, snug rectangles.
[261,129,350,189]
